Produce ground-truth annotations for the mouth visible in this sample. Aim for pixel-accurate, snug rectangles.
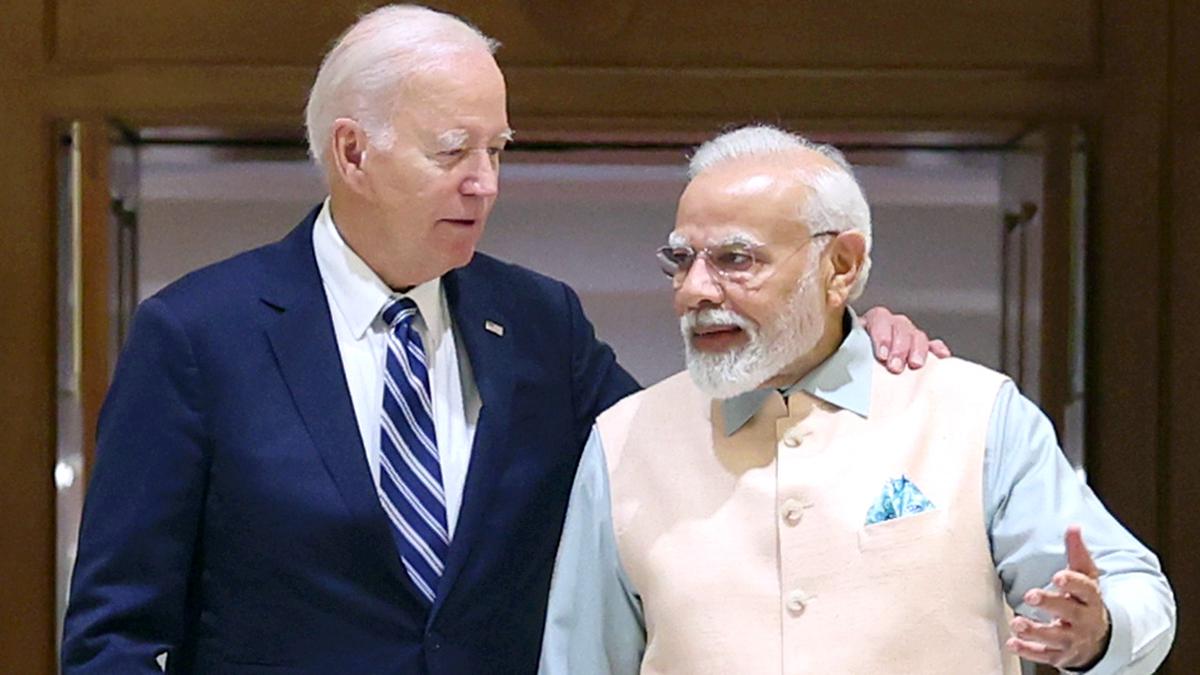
[438,218,480,227]
[690,324,746,351]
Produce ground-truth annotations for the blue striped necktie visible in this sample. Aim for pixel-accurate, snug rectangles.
[378,296,448,604]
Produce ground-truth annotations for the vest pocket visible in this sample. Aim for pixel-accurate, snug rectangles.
[856,508,949,552]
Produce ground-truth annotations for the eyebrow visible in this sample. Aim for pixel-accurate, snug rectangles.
[435,128,515,151]
[719,233,763,248]
[436,129,470,151]
[667,231,763,248]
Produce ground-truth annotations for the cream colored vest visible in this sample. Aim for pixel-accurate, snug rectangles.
[597,357,1020,675]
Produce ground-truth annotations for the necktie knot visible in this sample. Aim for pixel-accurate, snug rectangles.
[382,296,419,329]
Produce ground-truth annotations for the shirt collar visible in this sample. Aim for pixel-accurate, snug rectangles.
[312,198,447,342]
[395,277,446,346]
[721,309,874,435]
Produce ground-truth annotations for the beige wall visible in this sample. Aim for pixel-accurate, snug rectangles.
[2,1,1196,671]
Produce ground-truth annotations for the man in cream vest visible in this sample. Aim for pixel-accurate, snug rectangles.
[539,126,1175,674]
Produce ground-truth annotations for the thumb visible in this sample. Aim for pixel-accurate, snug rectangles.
[1065,525,1099,578]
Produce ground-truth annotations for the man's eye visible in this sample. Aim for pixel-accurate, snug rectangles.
[487,146,504,157]
[713,249,754,271]
[437,149,466,158]
[665,248,694,266]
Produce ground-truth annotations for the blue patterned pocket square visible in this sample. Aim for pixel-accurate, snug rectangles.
[864,475,935,525]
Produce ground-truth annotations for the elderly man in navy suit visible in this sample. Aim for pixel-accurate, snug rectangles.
[61,5,940,674]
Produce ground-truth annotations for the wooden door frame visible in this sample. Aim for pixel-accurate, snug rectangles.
[3,1,1194,672]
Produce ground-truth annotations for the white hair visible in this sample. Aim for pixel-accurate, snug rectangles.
[689,125,873,300]
[304,4,499,171]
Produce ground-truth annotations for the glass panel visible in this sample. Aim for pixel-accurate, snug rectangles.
[1063,131,1089,470]
[852,150,1005,372]
[55,124,85,655]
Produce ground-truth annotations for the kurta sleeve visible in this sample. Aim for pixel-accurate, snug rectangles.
[984,382,1176,674]
[540,428,645,675]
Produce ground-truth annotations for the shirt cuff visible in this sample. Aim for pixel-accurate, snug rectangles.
[1072,601,1132,675]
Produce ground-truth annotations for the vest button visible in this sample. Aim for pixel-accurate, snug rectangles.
[782,500,804,525]
[786,589,809,614]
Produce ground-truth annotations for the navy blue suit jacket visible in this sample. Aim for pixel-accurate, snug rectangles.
[62,208,639,674]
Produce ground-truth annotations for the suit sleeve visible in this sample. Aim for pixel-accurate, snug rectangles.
[562,282,640,442]
[62,296,211,673]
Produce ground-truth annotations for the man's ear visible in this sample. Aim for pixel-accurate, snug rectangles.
[330,118,371,195]
[826,231,867,307]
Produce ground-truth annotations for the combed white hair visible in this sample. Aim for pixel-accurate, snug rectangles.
[688,125,873,300]
[304,4,499,172]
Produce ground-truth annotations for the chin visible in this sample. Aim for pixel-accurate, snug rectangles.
[448,249,477,271]
[436,239,478,273]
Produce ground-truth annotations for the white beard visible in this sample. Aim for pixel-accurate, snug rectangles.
[681,268,825,400]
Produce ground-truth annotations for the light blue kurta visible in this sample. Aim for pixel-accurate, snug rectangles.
[541,324,1175,675]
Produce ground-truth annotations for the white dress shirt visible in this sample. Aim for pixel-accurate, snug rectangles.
[312,199,480,538]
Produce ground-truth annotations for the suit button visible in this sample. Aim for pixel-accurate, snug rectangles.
[782,499,804,525]
[426,632,441,651]
[786,589,809,614]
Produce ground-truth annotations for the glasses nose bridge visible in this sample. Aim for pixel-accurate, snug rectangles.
[676,253,725,296]
[688,246,729,277]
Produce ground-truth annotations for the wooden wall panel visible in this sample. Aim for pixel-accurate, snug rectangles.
[476,1,1099,71]
[55,0,1098,72]
[1087,0,1170,548]
[0,3,56,671]
[1165,0,1200,668]
[0,0,46,67]
[53,0,355,66]
[45,66,316,123]
[38,63,1102,134]
[504,67,1100,126]
[0,103,56,675]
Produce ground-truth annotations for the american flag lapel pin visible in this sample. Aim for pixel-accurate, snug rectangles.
[484,320,505,337]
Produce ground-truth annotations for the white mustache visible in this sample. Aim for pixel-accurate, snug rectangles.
[683,307,753,332]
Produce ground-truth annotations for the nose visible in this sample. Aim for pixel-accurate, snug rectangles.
[674,257,724,311]
[461,150,499,197]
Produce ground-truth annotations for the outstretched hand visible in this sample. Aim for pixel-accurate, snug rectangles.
[861,307,950,373]
[1006,526,1111,670]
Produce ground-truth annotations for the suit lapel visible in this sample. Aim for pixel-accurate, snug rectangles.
[431,261,515,620]
[261,213,423,603]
